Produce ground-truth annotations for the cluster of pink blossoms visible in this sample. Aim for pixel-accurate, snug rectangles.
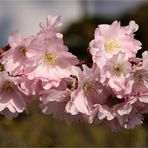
[0,16,148,131]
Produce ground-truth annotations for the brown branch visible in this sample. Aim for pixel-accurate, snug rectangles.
[0,45,10,55]
[0,48,4,55]
[3,45,10,51]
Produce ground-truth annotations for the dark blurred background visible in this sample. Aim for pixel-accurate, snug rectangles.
[0,0,148,147]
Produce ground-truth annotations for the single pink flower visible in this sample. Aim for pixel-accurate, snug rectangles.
[0,71,27,119]
[100,52,132,97]
[89,21,141,69]
[1,30,34,75]
[24,37,79,89]
[66,65,109,116]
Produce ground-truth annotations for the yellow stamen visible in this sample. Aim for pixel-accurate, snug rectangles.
[83,81,97,96]
[44,52,56,65]
[112,63,123,76]
[16,45,26,56]
[2,81,13,94]
[105,39,120,54]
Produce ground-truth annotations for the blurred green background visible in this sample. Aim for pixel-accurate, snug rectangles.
[0,101,148,147]
[0,0,148,147]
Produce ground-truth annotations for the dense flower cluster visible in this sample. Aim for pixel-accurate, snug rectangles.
[0,16,148,131]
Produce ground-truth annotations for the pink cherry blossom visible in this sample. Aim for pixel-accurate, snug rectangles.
[0,71,27,119]
[1,30,34,76]
[0,16,148,131]
[66,65,109,116]
[40,78,91,123]
[89,21,141,69]
[100,52,131,97]
[24,36,79,89]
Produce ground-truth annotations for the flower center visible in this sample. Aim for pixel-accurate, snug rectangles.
[83,81,97,96]
[105,39,120,54]
[44,52,56,65]
[2,81,13,94]
[0,64,4,72]
[16,45,26,56]
[112,63,123,76]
